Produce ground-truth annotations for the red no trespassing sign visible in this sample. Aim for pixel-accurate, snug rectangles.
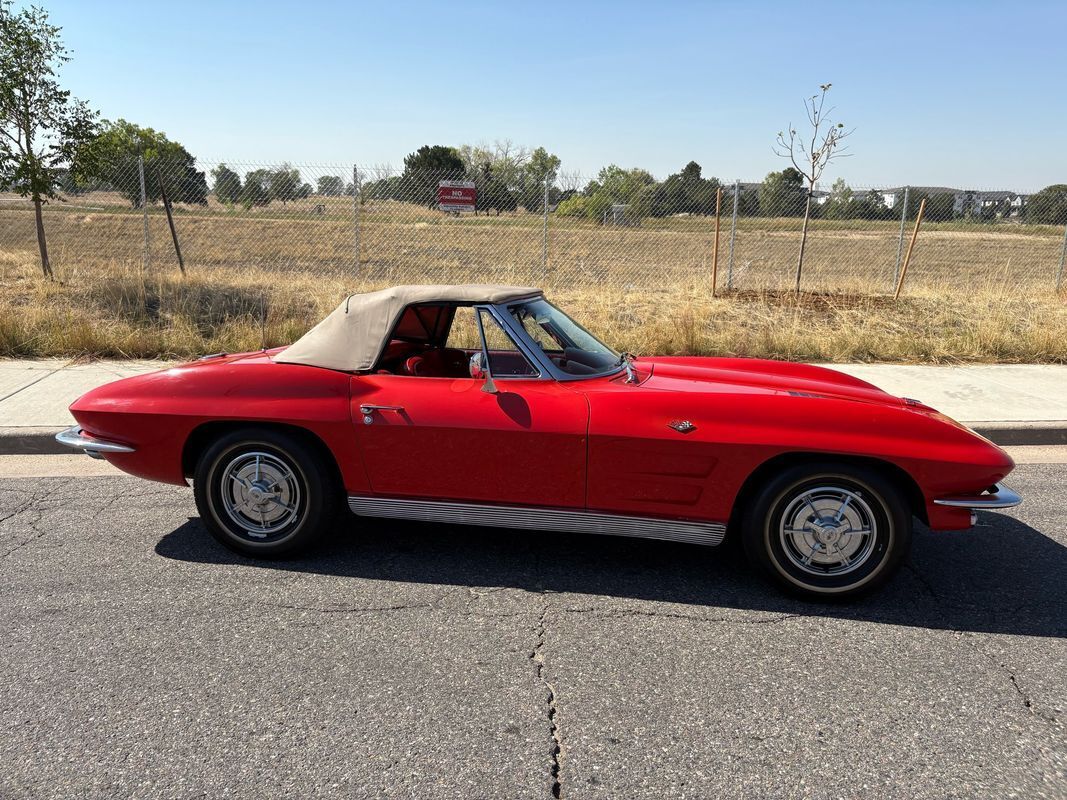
[438,180,477,212]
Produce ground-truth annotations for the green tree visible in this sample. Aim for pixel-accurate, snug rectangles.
[82,119,207,206]
[759,168,806,217]
[241,168,271,207]
[925,192,956,222]
[0,0,97,278]
[474,165,517,215]
[822,178,855,220]
[269,165,302,203]
[211,163,241,204]
[1026,185,1067,225]
[570,165,655,223]
[856,189,891,221]
[402,145,465,208]
[363,175,402,201]
[555,195,589,218]
[317,174,344,197]
[520,146,562,212]
[642,161,721,217]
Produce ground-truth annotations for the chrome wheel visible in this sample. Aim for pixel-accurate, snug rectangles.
[219,451,302,539]
[778,486,877,577]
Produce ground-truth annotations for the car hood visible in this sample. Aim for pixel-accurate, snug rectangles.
[638,356,904,408]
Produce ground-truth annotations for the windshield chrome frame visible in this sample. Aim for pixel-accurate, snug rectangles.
[486,296,625,383]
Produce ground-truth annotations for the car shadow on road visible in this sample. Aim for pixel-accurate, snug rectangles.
[156,511,1067,638]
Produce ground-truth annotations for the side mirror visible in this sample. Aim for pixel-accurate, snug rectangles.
[469,352,498,393]
[469,351,486,379]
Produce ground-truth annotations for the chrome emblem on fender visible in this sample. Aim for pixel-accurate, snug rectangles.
[668,420,696,434]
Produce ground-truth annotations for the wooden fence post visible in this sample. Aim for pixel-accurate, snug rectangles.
[156,167,185,274]
[894,197,927,299]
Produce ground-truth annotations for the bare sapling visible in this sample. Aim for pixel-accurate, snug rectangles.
[773,83,853,294]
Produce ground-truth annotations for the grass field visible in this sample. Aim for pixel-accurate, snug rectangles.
[0,194,1065,362]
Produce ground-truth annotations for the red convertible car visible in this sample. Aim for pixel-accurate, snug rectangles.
[57,284,1020,598]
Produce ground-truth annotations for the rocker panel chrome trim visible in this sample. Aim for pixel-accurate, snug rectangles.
[347,496,726,546]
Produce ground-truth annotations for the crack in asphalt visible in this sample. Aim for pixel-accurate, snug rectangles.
[903,560,941,600]
[563,606,803,626]
[270,585,512,617]
[0,482,67,559]
[957,633,1059,725]
[531,603,563,799]
[275,601,439,615]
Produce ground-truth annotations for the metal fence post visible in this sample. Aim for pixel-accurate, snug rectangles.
[727,179,739,290]
[893,186,910,290]
[352,164,361,272]
[1057,224,1067,291]
[541,174,550,279]
[138,155,149,271]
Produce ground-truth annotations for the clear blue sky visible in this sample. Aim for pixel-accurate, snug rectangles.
[31,0,1067,190]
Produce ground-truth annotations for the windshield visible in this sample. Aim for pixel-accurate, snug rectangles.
[506,298,621,377]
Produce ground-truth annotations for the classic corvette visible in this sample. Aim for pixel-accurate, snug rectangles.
[57,284,1020,598]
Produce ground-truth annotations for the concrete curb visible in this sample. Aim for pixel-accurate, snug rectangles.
[1,422,1065,457]
[966,421,1067,446]
[0,428,75,456]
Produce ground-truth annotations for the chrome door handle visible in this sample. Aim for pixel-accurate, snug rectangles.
[360,404,405,414]
[360,404,405,424]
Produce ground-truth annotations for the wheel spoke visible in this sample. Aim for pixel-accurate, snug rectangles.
[802,542,819,565]
[834,495,851,522]
[831,542,851,567]
[803,493,820,518]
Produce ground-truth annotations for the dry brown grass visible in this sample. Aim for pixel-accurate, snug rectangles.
[0,198,1065,362]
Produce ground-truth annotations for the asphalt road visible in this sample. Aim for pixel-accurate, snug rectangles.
[1,460,1064,799]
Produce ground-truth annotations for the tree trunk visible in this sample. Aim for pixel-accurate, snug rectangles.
[794,192,813,295]
[33,197,54,279]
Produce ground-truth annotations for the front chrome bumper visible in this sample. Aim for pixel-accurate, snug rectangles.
[55,426,135,459]
[933,482,1021,510]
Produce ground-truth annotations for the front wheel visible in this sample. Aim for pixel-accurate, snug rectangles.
[193,428,337,557]
[742,463,912,599]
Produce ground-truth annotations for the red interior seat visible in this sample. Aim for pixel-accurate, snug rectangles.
[404,348,469,377]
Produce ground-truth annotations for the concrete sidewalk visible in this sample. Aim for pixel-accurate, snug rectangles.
[0,358,1065,454]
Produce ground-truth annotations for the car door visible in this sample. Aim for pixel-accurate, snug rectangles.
[350,307,589,508]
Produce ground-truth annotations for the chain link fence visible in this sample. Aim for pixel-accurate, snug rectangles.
[1,159,1065,295]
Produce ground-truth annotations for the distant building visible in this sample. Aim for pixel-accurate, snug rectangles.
[878,186,961,209]
[876,186,1028,218]
[952,189,1028,217]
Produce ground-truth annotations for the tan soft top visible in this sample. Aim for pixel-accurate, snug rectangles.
[274,284,541,372]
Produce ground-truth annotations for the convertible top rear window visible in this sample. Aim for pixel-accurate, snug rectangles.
[391,304,456,343]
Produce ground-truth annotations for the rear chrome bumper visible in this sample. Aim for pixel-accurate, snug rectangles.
[933,482,1021,510]
[55,426,135,459]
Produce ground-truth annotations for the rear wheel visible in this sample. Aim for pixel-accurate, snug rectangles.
[742,462,911,599]
[193,428,337,557]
